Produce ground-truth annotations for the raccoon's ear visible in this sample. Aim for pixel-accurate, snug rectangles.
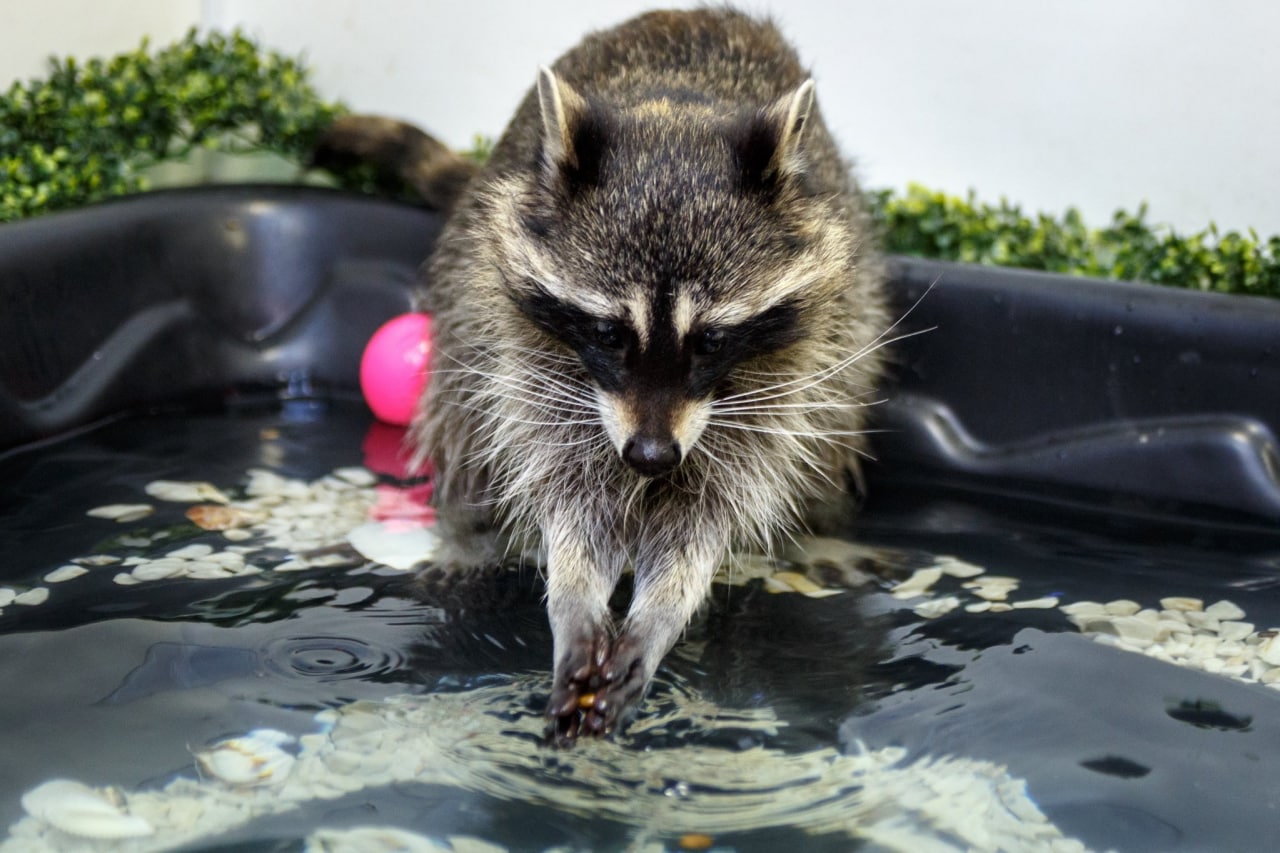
[535,66,607,187]
[736,78,817,191]
[778,78,817,162]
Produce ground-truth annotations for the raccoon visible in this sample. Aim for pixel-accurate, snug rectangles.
[340,8,892,743]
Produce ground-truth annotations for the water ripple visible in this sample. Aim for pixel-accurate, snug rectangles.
[261,635,405,682]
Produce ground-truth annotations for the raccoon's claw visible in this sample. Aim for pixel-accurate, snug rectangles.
[595,634,649,726]
[544,627,611,747]
[544,630,653,745]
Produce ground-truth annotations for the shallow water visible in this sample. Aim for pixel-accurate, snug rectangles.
[2,401,1280,851]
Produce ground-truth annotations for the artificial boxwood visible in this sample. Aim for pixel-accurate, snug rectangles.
[2,30,1277,299]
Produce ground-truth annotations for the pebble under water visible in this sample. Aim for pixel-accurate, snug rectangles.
[2,401,1280,852]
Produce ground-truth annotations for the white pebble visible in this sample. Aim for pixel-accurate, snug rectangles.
[112,573,140,586]
[71,555,120,566]
[1215,641,1246,658]
[1104,599,1142,617]
[130,562,185,581]
[347,521,439,571]
[1205,600,1247,621]
[141,557,188,572]
[1219,621,1255,643]
[964,601,992,613]
[196,730,296,787]
[1187,635,1219,659]
[14,588,50,606]
[974,575,1019,588]
[1011,596,1059,609]
[86,504,155,523]
[334,466,378,487]
[1184,611,1221,632]
[1257,636,1280,667]
[936,557,985,578]
[1110,616,1159,645]
[891,567,943,599]
[44,565,89,583]
[185,564,235,580]
[0,588,17,607]
[167,544,214,559]
[914,596,961,619]
[1153,626,1187,647]
[304,553,355,568]
[21,779,154,840]
[1159,596,1204,612]
[962,575,1020,602]
[145,480,230,504]
[1060,601,1107,618]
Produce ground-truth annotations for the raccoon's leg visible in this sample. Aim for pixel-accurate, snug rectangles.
[543,517,625,744]
[590,528,729,735]
[418,500,509,588]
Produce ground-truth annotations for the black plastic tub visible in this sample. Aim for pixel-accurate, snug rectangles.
[3,186,1280,852]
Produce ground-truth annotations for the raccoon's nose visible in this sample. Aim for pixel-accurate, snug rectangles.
[622,436,681,477]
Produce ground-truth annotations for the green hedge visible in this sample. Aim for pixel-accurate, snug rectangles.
[0,29,345,220]
[869,185,1280,298]
[3,30,1278,299]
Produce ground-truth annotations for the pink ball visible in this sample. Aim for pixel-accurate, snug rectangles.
[360,313,432,426]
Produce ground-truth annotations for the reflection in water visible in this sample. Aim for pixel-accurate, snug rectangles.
[3,676,1086,853]
[97,643,261,705]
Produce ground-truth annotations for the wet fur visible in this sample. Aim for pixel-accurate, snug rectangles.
[395,9,890,742]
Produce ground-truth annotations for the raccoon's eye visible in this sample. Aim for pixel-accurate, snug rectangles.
[593,319,626,350]
[693,327,725,356]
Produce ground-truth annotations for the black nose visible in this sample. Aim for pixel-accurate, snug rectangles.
[622,436,681,477]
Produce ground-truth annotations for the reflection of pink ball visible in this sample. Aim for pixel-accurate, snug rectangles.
[360,313,432,426]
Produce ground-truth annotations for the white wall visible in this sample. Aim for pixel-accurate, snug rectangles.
[6,1,1280,236]
[0,0,201,84]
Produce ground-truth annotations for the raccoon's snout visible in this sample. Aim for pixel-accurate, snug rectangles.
[622,435,682,477]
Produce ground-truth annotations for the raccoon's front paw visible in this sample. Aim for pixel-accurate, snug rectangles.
[545,626,611,746]
[593,633,650,731]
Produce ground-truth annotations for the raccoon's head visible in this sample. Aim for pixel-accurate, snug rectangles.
[495,67,853,478]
